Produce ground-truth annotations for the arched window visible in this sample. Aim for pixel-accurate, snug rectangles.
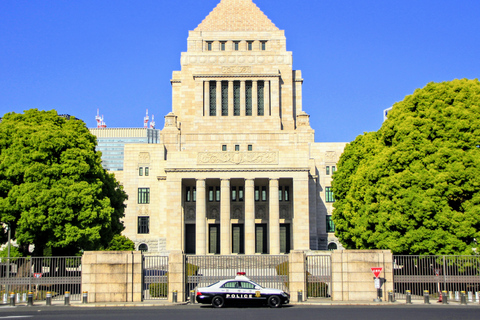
[138,243,148,252]
[328,243,337,251]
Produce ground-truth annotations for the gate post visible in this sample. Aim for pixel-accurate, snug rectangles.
[168,251,185,303]
[289,250,306,302]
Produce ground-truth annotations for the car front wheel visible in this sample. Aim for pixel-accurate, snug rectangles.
[212,295,225,308]
[267,295,282,308]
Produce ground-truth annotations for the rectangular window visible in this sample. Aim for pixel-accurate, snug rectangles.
[255,224,267,254]
[326,215,335,232]
[257,81,264,116]
[139,167,143,176]
[220,41,226,51]
[138,216,149,234]
[247,41,253,51]
[222,145,227,151]
[207,41,212,51]
[326,166,330,175]
[234,41,239,51]
[193,187,196,202]
[209,224,220,254]
[278,187,283,201]
[221,81,228,116]
[332,166,336,174]
[233,81,241,116]
[209,81,216,116]
[280,223,291,254]
[231,187,237,201]
[232,224,244,254]
[145,167,149,176]
[248,145,252,151]
[238,186,244,202]
[261,41,267,51]
[284,186,290,202]
[326,187,335,203]
[235,145,240,151]
[138,188,150,204]
[261,186,267,201]
[186,187,191,202]
[209,186,214,202]
[215,187,220,202]
[245,81,252,116]
[255,186,260,201]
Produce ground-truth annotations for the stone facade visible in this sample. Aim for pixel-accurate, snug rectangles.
[93,0,346,254]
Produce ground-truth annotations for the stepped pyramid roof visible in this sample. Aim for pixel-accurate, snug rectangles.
[195,0,279,32]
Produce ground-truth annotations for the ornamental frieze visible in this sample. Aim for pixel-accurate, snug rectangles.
[198,152,278,165]
[222,66,252,74]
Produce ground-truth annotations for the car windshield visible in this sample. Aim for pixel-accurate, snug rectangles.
[207,281,221,287]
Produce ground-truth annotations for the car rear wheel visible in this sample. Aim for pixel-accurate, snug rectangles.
[212,295,225,308]
[268,295,282,308]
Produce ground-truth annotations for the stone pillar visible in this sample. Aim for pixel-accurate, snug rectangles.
[269,178,280,255]
[308,176,318,250]
[168,251,185,302]
[292,175,310,251]
[244,179,255,255]
[204,81,210,116]
[220,179,231,255]
[228,80,234,117]
[166,177,183,251]
[252,80,258,117]
[216,80,222,117]
[240,80,246,116]
[289,250,306,302]
[270,78,279,118]
[264,80,270,116]
[196,179,206,255]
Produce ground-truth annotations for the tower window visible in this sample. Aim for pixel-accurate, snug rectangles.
[235,145,240,151]
[234,81,241,116]
[209,81,216,116]
[257,81,264,116]
[234,41,240,51]
[220,41,226,51]
[207,41,212,51]
[245,81,252,116]
[221,81,228,116]
[261,41,267,51]
[247,41,253,51]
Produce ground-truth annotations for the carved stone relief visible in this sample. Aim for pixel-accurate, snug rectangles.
[280,205,291,219]
[185,206,196,221]
[139,152,150,163]
[198,152,277,165]
[207,206,220,220]
[222,66,252,74]
[138,206,150,215]
[325,151,337,162]
[255,205,268,220]
[231,205,244,220]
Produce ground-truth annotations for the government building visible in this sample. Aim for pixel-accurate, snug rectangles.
[90,0,346,254]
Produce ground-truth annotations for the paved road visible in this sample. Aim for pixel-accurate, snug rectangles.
[0,305,479,320]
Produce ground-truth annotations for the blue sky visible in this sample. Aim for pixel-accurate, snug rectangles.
[1,0,479,142]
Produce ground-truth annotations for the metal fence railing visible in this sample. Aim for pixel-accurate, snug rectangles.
[393,255,480,301]
[185,255,289,301]
[0,256,82,302]
[306,254,332,299]
[142,255,169,300]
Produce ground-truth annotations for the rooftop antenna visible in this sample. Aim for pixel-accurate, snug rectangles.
[144,109,149,129]
[96,109,107,128]
[150,114,155,129]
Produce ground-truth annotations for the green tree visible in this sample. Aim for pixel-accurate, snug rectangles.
[332,79,480,255]
[0,109,127,256]
[105,234,135,251]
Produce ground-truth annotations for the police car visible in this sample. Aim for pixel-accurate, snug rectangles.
[195,272,290,308]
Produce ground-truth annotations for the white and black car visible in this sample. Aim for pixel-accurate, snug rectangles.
[195,272,290,308]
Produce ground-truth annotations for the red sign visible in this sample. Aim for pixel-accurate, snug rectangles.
[34,273,42,278]
[371,267,383,278]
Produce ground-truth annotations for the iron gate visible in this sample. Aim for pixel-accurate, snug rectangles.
[393,255,480,300]
[0,256,82,302]
[185,255,289,302]
[306,254,332,299]
[142,255,169,300]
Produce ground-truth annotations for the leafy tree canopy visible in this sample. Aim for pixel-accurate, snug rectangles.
[332,79,480,255]
[0,109,127,256]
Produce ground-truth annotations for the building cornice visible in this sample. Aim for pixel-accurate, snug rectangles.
[164,167,310,173]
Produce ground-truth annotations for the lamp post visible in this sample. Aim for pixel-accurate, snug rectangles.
[5,223,11,296]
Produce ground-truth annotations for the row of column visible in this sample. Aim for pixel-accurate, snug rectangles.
[195,178,281,255]
[204,79,278,117]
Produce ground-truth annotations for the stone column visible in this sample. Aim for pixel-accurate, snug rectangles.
[166,177,183,252]
[264,80,270,116]
[292,175,310,250]
[216,80,222,117]
[244,179,255,255]
[196,179,206,255]
[220,179,231,255]
[270,78,279,118]
[269,178,280,255]
[289,250,306,302]
[204,81,210,116]
[252,80,258,117]
[309,176,318,250]
[240,80,246,116]
[228,80,234,117]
